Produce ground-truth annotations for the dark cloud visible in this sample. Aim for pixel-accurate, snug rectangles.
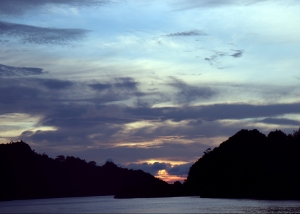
[169,77,216,104]
[87,77,143,103]
[231,49,244,58]
[204,49,244,67]
[0,0,110,16]
[167,162,194,176]
[89,83,112,91]
[1,73,300,168]
[114,77,139,91]
[165,30,207,37]
[138,103,300,122]
[0,76,142,149]
[0,21,89,45]
[0,86,39,105]
[0,63,45,77]
[89,77,138,92]
[204,51,227,67]
[0,77,78,114]
[260,118,300,126]
[123,102,300,141]
[38,79,74,90]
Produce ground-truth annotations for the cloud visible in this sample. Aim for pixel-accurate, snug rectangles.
[0,86,39,106]
[175,0,274,10]
[167,162,194,176]
[204,51,227,67]
[89,77,138,92]
[231,49,244,58]
[89,83,112,91]
[0,77,78,114]
[1,73,300,166]
[0,21,89,45]
[153,103,300,122]
[293,76,300,81]
[165,30,207,37]
[0,63,46,77]
[114,77,139,91]
[259,118,300,126]
[168,77,216,104]
[124,161,194,177]
[126,162,172,175]
[0,76,144,149]
[0,0,110,16]
[88,77,146,103]
[204,49,244,67]
[38,79,74,90]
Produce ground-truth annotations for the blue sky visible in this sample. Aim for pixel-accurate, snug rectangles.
[1,0,300,182]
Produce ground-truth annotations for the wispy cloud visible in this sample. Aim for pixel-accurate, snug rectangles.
[0,0,110,16]
[0,63,46,77]
[38,79,74,90]
[231,49,244,58]
[165,30,207,37]
[175,0,274,10]
[89,78,138,92]
[168,77,216,104]
[0,21,89,45]
[204,49,244,68]
[259,118,300,126]
[204,51,227,67]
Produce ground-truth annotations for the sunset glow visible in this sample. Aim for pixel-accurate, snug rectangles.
[155,170,186,184]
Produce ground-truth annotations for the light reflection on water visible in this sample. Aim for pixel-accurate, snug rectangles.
[1,196,300,213]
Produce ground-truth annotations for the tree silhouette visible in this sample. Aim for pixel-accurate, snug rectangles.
[184,128,300,199]
[0,141,184,201]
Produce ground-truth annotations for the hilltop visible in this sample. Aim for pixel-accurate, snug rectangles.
[0,141,183,201]
[3,128,300,200]
[184,128,300,199]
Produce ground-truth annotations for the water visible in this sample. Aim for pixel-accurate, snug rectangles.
[1,196,300,213]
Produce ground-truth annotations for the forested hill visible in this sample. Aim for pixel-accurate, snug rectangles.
[3,128,300,201]
[184,129,300,200]
[0,141,183,201]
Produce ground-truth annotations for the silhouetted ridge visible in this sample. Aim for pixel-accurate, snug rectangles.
[4,128,297,201]
[0,141,183,201]
[184,128,300,199]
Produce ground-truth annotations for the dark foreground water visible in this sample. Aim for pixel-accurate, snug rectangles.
[1,196,300,213]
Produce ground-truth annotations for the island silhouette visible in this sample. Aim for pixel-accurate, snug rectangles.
[0,141,183,201]
[185,128,300,200]
[1,128,300,200]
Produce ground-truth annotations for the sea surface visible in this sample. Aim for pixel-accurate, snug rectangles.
[1,196,300,213]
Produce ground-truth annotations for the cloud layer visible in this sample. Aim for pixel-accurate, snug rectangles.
[165,30,207,37]
[1,65,300,178]
[0,21,89,45]
[0,64,46,77]
[175,0,275,9]
[0,0,110,16]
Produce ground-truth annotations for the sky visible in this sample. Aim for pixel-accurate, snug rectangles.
[1,0,300,183]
